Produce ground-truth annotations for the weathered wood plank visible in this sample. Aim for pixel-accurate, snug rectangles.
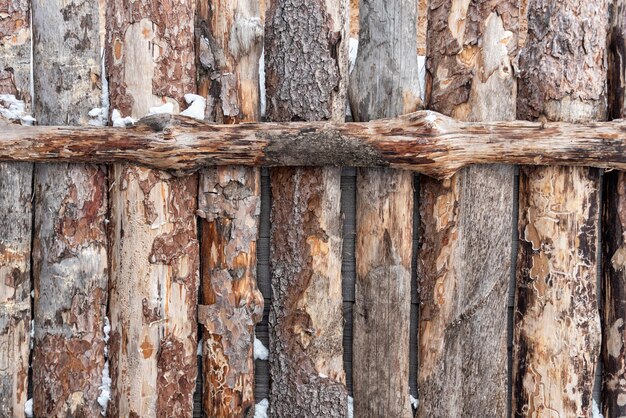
[417,0,518,415]
[602,1,626,416]
[348,0,419,415]
[196,1,264,416]
[30,1,108,416]
[8,112,626,177]
[512,0,607,416]
[0,1,32,416]
[265,0,349,416]
[105,0,199,416]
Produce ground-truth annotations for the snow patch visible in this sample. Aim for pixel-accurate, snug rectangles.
[410,394,419,409]
[181,94,206,120]
[24,398,33,417]
[254,337,269,361]
[111,109,136,128]
[254,398,269,418]
[592,399,604,418]
[418,55,426,102]
[259,50,266,118]
[0,94,36,125]
[98,317,111,416]
[148,102,175,116]
[197,338,203,356]
[424,112,437,123]
[29,319,34,349]
[347,396,353,418]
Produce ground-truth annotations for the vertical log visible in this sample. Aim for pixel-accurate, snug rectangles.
[348,0,420,416]
[417,0,518,416]
[513,0,607,416]
[0,2,32,416]
[196,1,264,416]
[264,0,349,415]
[30,1,108,416]
[602,1,626,416]
[105,1,199,416]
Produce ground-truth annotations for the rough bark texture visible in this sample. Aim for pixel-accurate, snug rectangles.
[196,1,264,416]
[11,112,626,177]
[348,0,419,416]
[30,1,108,416]
[0,0,31,103]
[418,0,518,416]
[105,0,199,416]
[513,1,607,416]
[0,1,31,416]
[603,2,626,416]
[265,0,349,416]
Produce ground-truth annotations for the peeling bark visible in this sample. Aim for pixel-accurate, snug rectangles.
[105,0,199,416]
[30,1,108,416]
[348,0,419,415]
[603,2,626,417]
[196,1,264,416]
[0,1,31,416]
[418,0,518,415]
[513,1,607,416]
[265,0,349,415]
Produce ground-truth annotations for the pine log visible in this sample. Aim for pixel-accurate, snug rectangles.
[348,0,420,415]
[265,0,349,415]
[0,2,32,416]
[30,1,108,416]
[7,112,626,177]
[603,1,626,416]
[417,1,518,415]
[105,1,199,416]
[512,0,607,416]
[196,1,264,415]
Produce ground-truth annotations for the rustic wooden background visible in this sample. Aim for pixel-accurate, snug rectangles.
[1,0,624,417]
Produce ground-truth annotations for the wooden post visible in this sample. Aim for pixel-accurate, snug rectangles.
[195,0,265,416]
[348,0,420,415]
[417,0,518,415]
[30,1,108,416]
[512,0,607,416]
[0,2,32,416]
[264,0,349,415]
[105,0,199,416]
[603,1,626,416]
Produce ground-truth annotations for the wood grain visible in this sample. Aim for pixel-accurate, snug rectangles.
[105,0,199,416]
[348,0,419,415]
[417,0,518,415]
[513,0,607,416]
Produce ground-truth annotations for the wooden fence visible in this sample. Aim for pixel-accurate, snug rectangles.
[1,0,625,417]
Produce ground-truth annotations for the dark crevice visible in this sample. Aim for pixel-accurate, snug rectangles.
[409,174,420,413]
[507,165,520,418]
[193,177,203,418]
[27,162,36,404]
[593,170,604,412]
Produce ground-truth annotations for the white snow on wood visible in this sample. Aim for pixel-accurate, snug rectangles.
[260,50,266,118]
[418,55,426,102]
[0,94,36,125]
[347,396,353,418]
[254,337,269,360]
[148,102,175,115]
[111,109,136,128]
[592,399,604,418]
[98,317,111,416]
[410,394,419,409]
[254,398,269,418]
[24,398,33,417]
[180,93,206,120]
[197,338,203,356]
[348,38,358,74]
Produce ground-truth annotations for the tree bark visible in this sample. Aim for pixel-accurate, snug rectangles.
[0,2,32,416]
[30,1,108,416]
[603,1,626,416]
[348,0,420,415]
[265,0,349,416]
[417,0,518,416]
[513,0,607,416]
[9,112,626,177]
[196,1,264,415]
[105,0,199,416]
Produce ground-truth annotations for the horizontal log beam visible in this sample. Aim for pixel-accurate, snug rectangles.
[1,111,625,179]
